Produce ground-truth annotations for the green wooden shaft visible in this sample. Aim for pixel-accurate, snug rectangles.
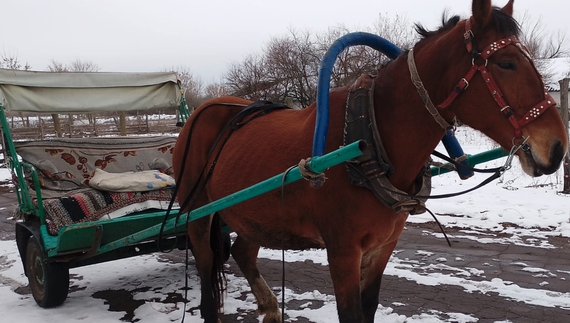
[97,140,366,254]
[430,147,509,176]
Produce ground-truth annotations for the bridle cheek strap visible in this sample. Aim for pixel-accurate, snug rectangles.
[478,64,556,138]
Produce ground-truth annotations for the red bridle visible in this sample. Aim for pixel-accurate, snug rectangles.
[435,18,556,140]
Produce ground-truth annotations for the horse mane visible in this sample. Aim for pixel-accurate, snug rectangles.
[414,7,521,39]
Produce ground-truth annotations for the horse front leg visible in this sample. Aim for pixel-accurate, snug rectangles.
[360,240,399,323]
[187,216,219,323]
[231,235,281,323]
[327,250,365,323]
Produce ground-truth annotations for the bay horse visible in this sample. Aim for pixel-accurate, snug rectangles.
[173,1,568,322]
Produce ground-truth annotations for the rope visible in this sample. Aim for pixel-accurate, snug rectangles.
[298,158,327,189]
[426,207,452,247]
[280,165,296,323]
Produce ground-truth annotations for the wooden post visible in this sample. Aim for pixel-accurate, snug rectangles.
[560,78,570,193]
[68,114,73,138]
[119,111,127,136]
[92,115,97,136]
[52,114,62,138]
[146,114,149,132]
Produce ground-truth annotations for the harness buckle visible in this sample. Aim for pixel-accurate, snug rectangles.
[500,105,511,112]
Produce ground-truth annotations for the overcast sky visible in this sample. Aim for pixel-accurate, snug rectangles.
[1,0,567,82]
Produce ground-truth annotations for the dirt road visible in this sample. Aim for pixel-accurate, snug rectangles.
[1,189,569,322]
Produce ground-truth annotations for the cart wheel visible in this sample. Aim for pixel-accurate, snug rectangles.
[25,237,70,308]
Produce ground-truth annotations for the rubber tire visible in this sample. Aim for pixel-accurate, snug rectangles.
[25,237,70,308]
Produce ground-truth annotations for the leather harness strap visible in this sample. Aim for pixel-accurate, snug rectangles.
[344,74,431,215]
[407,49,454,130]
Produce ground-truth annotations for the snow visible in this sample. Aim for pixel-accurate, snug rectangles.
[1,125,570,322]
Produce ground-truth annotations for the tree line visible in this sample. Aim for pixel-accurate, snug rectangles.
[2,13,568,111]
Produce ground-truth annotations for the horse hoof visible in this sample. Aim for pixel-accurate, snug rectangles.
[262,312,282,323]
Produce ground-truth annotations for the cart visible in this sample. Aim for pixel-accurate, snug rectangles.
[0,69,196,307]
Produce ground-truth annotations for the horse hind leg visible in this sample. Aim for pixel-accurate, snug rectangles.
[231,235,281,323]
[187,215,221,323]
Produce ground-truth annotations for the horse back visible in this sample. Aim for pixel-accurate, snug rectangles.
[172,96,252,211]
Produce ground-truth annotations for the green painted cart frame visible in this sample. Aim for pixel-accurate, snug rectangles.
[0,69,196,307]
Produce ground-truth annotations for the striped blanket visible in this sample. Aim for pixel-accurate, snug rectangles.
[42,188,174,235]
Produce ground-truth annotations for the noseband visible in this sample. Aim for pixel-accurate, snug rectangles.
[408,17,556,142]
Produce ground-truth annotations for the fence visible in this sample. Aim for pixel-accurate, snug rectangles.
[561,78,570,193]
[5,111,181,141]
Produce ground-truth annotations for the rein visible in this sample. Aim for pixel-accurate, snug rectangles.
[402,136,528,201]
[408,17,556,143]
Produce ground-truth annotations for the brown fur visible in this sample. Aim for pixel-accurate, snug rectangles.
[172,1,568,322]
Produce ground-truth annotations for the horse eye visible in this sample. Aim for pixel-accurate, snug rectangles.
[498,62,517,70]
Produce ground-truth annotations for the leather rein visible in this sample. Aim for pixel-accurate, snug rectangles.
[408,17,556,142]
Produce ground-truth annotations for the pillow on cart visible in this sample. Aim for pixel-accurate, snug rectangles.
[85,168,175,192]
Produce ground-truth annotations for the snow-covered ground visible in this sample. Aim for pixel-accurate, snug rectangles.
[1,126,569,322]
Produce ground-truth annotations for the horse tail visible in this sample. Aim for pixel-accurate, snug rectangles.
[210,212,229,309]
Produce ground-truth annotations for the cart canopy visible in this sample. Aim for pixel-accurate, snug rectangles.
[0,68,182,113]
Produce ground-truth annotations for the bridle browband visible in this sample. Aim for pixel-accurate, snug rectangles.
[409,17,556,142]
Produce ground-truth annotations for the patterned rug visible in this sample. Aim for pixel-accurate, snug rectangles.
[42,188,175,235]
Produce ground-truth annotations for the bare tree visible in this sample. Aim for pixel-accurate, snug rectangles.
[517,11,569,86]
[264,28,322,107]
[225,53,272,100]
[47,59,67,72]
[372,13,417,52]
[316,24,393,88]
[203,82,230,101]
[224,15,414,109]
[69,59,100,72]
[165,66,205,110]
[47,59,100,72]
[0,51,31,70]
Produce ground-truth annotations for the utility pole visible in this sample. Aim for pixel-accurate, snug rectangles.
[560,78,570,193]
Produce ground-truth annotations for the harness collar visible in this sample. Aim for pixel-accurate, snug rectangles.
[344,74,431,215]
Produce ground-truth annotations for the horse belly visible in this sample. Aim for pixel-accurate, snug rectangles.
[225,213,326,250]
[207,111,325,250]
[211,168,327,250]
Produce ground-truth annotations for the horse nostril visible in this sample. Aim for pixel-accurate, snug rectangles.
[539,141,567,175]
[551,141,565,163]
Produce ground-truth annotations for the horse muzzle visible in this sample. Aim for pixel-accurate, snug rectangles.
[519,140,566,176]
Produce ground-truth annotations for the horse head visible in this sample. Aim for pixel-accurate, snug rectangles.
[411,0,568,177]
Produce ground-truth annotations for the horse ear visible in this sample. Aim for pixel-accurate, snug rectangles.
[501,0,514,16]
[472,0,493,28]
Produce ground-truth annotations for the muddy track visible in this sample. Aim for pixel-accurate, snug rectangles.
[1,190,569,322]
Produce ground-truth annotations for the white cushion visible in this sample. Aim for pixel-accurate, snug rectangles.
[88,168,176,192]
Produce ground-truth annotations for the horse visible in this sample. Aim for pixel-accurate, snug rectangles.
[172,1,568,322]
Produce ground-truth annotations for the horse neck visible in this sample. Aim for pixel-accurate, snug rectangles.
[372,55,449,193]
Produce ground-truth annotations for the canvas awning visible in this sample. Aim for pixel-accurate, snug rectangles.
[0,68,182,113]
